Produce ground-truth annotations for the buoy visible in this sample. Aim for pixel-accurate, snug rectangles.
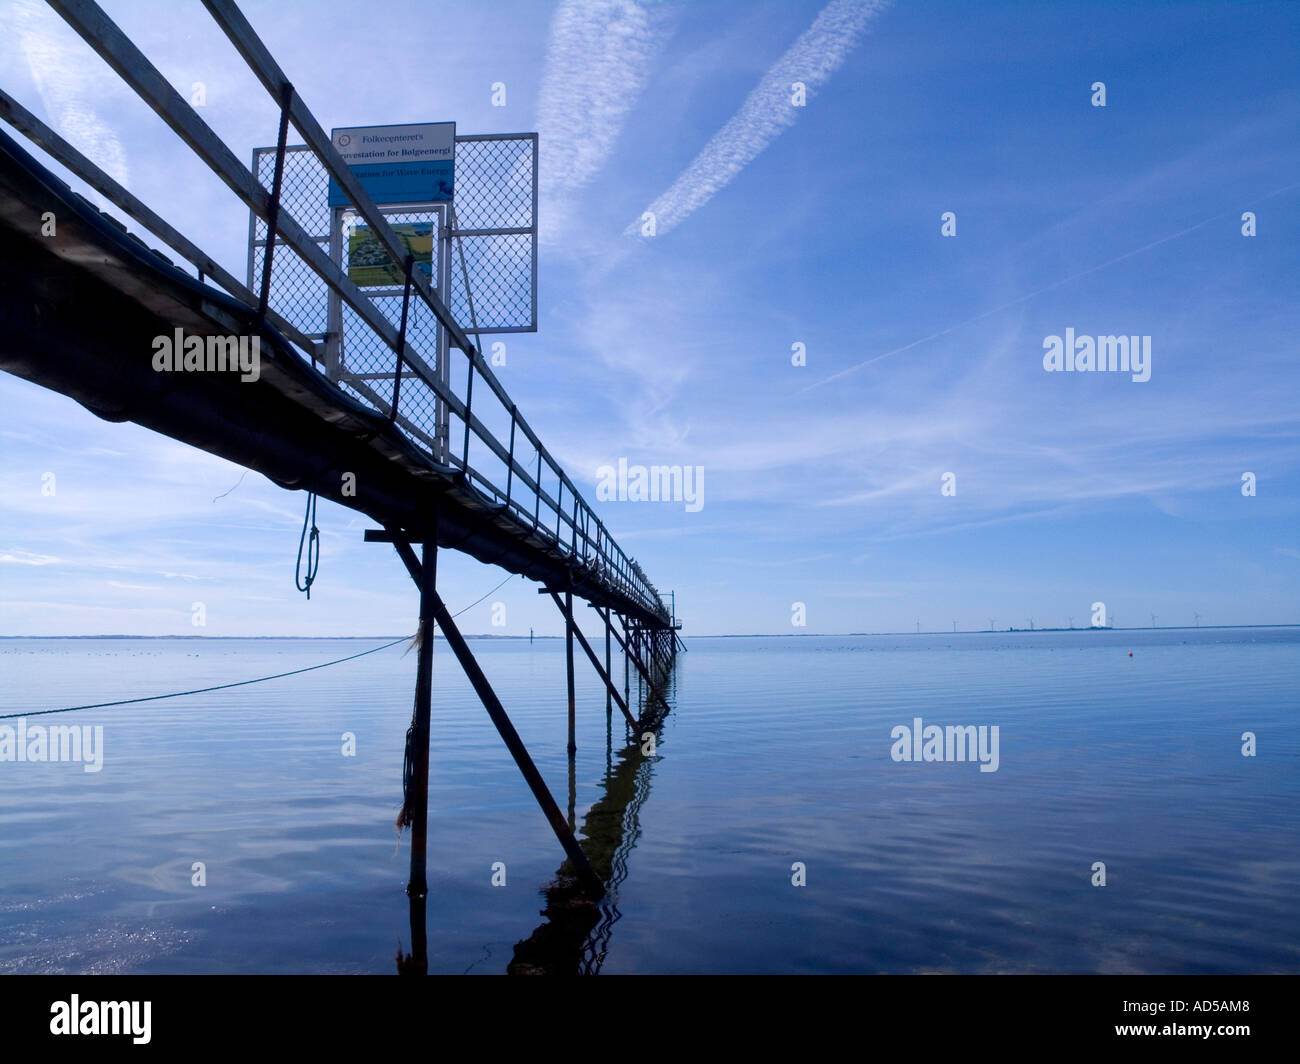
[1128,652,1133,657]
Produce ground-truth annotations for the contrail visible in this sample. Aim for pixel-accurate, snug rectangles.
[627,0,890,237]
[536,0,667,244]
[801,180,1300,392]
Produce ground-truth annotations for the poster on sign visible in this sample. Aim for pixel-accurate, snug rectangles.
[347,223,433,287]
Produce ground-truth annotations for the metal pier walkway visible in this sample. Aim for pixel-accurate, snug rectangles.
[0,0,679,961]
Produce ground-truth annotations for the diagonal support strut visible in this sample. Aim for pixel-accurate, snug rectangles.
[548,590,637,730]
[595,605,670,713]
[389,538,604,898]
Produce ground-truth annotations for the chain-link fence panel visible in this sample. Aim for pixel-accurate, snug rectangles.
[449,134,536,332]
[243,136,665,621]
[249,136,536,345]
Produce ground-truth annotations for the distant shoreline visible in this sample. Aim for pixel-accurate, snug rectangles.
[3,625,1298,640]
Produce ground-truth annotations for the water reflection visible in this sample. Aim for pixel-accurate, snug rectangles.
[397,673,674,975]
[509,678,673,975]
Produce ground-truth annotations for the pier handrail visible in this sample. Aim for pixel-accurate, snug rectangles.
[30,0,668,624]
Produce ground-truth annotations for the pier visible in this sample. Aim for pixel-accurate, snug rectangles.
[0,0,680,968]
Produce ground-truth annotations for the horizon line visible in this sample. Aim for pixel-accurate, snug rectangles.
[3,623,1298,640]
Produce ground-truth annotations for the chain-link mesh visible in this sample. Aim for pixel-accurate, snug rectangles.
[249,148,333,340]
[449,135,536,332]
[337,207,443,456]
[250,137,535,339]
[244,137,667,623]
[251,146,333,241]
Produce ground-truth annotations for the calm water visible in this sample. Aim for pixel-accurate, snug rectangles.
[1,629,1297,974]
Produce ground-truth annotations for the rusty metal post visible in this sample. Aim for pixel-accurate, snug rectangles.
[407,531,438,900]
[622,613,629,703]
[605,609,612,723]
[567,746,576,832]
[565,589,576,755]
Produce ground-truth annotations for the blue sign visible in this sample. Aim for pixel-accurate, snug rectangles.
[327,121,455,207]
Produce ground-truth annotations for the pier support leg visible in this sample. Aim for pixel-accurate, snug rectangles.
[385,540,603,896]
[605,611,612,723]
[622,614,629,703]
[597,607,669,714]
[567,747,576,832]
[565,590,576,755]
[635,630,644,700]
[408,537,437,900]
[551,592,637,729]
[605,684,613,776]
[401,894,427,976]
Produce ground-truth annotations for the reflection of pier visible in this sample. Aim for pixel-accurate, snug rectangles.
[508,676,675,975]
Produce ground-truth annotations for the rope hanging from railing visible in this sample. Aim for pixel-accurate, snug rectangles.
[295,491,321,598]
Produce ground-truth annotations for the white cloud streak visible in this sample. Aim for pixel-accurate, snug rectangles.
[7,0,130,195]
[0,549,59,566]
[629,0,889,236]
[536,0,667,243]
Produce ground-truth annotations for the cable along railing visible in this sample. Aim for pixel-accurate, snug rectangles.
[24,0,669,626]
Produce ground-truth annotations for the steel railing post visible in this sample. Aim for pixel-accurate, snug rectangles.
[256,79,294,324]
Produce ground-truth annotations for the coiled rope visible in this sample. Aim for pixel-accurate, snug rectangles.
[295,492,321,598]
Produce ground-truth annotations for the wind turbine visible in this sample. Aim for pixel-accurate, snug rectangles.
[988,617,996,632]
[1067,616,1074,629]
[1194,611,1201,628]
[1151,612,1158,628]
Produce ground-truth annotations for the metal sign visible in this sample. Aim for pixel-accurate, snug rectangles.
[327,121,455,207]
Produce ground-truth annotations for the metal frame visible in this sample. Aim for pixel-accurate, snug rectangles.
[235,141,658,616]
[369,528,605,901]
[250,137,537,336]
[9,0,679,929]
[448,131,539,335]
[326,201,453,458]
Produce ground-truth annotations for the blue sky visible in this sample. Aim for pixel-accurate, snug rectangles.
[1,0,1297,637]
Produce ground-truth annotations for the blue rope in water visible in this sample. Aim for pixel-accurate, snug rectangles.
[0,636,408,721]
[4,569,524,722]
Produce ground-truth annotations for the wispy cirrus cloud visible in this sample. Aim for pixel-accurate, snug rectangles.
[0,549,59,566]
[536,0,669,244]
[4,0,130,195]
[627,0,889,237]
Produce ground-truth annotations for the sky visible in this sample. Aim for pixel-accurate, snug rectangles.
[0,0,1297,638]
